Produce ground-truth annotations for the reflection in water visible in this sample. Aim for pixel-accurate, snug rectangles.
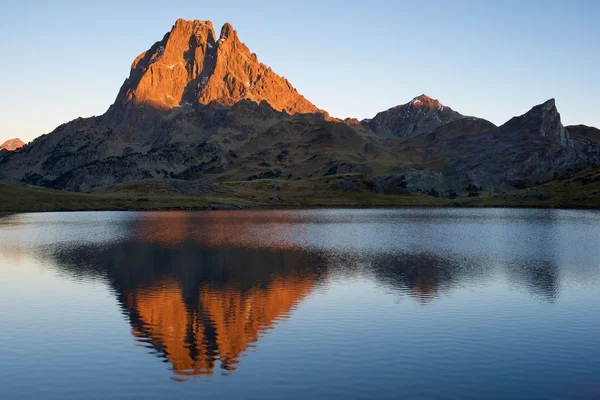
[2,209,597,389]
[369,252,487,303]
[48,241,562,378]
[132,211,311,251]
[52,242,324,379]
[506,260,560,301]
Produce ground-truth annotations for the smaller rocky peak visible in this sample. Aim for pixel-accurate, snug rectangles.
[501,99,571,147]
[528,98,557,116]
[172,18,215,34]
[541,98,556,107]
[344,118,361,126]
[167,19,216,47]
[368,95,463,139]
[519,98,560,122]
[410,94,438,107]
[219,22,238,42]
[0,138,25,151]
[408,95,451,112]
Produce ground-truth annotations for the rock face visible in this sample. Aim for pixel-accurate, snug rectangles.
[365,95,464,139]
[107,19,324,125]
[492,99,571,147]
[0,138,24,152]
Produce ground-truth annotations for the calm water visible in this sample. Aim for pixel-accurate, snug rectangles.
[1,209,599,399]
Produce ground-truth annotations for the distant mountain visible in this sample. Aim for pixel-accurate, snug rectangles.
[364,95,464,139]
[0,138,24,152]
[0,19,598,203]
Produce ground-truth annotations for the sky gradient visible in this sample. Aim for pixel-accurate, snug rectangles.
[1,0,599,143]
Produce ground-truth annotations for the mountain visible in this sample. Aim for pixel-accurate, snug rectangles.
[107,19,327,126]
[0,99,390,191]
[0,19,598,204]
[412,99,600,191]
[0,138,24,152]
[491,99,571,146]
[365,95,464,139]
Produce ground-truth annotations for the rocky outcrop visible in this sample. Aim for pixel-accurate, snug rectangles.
[492,99,571,147]
[106,19,326,125]
[365,95,464,139]
[0,138,24,152]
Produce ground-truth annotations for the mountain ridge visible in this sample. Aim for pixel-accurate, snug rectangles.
[0,18,598,206]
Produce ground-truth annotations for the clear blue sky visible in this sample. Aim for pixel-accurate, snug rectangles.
[1,0,598,143]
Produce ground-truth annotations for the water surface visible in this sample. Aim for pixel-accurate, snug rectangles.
[1,209,599,399]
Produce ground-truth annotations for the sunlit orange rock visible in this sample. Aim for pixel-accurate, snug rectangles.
[0,138,24,152]
[109,19,328,121]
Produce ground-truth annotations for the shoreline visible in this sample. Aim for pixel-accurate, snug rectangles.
[3,202,600,214]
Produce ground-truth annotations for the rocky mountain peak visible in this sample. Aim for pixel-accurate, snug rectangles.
[503,99,571,147]
[366,95,463,139]
[410,94,443,109]
[0,138,25,152]
[526,98,558,117]
[106,19,325,124]
[219,22,237,41]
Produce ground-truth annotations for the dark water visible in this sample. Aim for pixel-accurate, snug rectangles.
[1,209,599,400]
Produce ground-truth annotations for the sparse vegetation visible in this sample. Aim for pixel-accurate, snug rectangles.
[2,167,599,213]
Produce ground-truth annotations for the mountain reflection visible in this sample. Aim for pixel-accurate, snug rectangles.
[34,210,569,379]
[506,259,560,301]
[52,241,325,379]
[366,252,488,303]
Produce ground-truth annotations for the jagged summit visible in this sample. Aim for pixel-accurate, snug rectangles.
[408,94,445,110]
[366,94,463,138]
[107,19,325,124]
[498,98,571,147]
[219,22,237,40]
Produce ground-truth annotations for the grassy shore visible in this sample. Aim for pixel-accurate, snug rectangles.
[0,180,253,212]
[1,169,599,212]
[0,177,449,212]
